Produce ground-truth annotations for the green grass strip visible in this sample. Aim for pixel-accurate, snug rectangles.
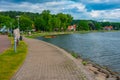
[0,38,28,80]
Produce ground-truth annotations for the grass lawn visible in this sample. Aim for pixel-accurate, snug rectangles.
[25,31,91,38]
[26,30,118,38]
[0,38,27,80]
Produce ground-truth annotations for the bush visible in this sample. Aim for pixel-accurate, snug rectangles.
[82,61,88,65]
[71,52,79,58]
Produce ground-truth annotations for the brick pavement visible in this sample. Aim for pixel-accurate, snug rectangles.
[0,35,11,53]
[11,38,92,80]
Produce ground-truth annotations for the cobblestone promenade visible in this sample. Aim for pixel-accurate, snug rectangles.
[11,38,89,80]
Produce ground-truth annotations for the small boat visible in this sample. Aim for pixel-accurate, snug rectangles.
[44,35,56,38]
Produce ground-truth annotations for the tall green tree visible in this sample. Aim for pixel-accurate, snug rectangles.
[49,16,61,31]
[78,20,90,30]
[18,15,33,31]
[41,10,52,31]
[34,16,46,31]
[94,22,101,30]
[34,10,73,31]
[57,13,73,31]
[0,15,12,28]
[34,10,52,31]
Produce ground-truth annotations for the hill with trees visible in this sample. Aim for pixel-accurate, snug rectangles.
[0,11,120,32]
[72,20,120,30]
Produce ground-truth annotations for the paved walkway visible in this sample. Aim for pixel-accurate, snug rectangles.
[11,38,93,80]
[0,35,11,53]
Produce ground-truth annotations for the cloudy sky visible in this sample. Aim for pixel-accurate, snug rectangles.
[0,0,120,22]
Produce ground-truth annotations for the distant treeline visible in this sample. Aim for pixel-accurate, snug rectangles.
[0,11,120,31]
[72,20,120,30]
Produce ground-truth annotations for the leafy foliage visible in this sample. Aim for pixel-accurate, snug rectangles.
[72,20,120,31]
[0,11,120,31]
[19,15,33,31]
[0,15,12,28]
[34,11,73,31]
[78,20,90,30]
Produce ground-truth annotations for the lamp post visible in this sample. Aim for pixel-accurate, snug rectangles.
[16,15,20,29]
[13,16,21,53]
[16,15,23,41]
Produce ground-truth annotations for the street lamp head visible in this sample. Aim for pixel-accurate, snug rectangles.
[16,16,20,20]
[16,15,20,18]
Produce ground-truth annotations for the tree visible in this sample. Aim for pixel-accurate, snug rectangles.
[0,11,74,32]
[41,10,52,31]
[18,15,33,31]
[34,16,46,31]
[88,22,96,30]
[34,10,73,32]
[78,20,90,30]
[57,13,73,31]
[0,15,12,28]
[94,22,101,30]
[101,22,111,27]
[90,21,102,30]
[66,14,73,26]
[49,16,61,31]
[34,10,52,31]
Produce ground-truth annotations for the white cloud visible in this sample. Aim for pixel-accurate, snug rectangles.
[89,9,120,21]
[82,0,120,3]
[90,0,102,3]
[102,19,109,22]
[0,1,86,13]
[91,0,109,3]
[69,3,86,12]
[90,10,100,17]
[0,1,120,22]
[42,1,86,13]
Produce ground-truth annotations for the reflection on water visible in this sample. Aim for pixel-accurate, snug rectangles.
[37,32,120,74]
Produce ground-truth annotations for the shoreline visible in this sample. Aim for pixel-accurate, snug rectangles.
[80,58,120,80]
[26,30,120,38]
[61,49,120,80]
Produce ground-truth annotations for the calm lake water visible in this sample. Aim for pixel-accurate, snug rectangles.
[37,32,120,74]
